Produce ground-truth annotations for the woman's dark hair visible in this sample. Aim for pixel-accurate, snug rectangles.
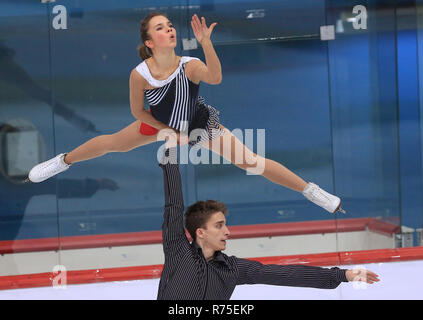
[185,200,228,241]
[137,11,169,60]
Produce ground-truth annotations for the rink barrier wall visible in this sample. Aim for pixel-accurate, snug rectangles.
[0,218,400,254]
[1,247,423,290]
[1,217,422,290]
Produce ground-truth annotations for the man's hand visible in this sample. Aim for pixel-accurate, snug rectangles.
[346,269,380,284]
[165,132,189,147]
[176,132,189,146]
[161,127,189,148]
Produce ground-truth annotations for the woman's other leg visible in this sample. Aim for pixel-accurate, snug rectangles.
[200,124,307,192]
[199,124,343,213]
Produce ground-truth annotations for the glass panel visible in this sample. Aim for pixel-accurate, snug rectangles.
[50,0,180,270]
[188,0,326,44]
[326,0,401,251]
[190,1,340,256]
[399,1,423,247]
[0,1,60,276]
[411,0,423,246]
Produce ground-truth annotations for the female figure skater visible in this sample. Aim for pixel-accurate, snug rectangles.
[28,12,345,214]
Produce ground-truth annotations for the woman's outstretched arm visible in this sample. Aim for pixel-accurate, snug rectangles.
[186,14,222,85]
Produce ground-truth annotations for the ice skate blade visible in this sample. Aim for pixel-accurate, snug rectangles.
[337,207,346,214]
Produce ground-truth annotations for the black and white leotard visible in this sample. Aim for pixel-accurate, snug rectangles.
[135,56,225,146]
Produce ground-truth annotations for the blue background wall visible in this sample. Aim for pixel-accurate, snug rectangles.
[0,0,422,245]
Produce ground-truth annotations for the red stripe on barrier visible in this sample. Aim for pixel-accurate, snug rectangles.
[249,251,342,267]
[0,231,164,254]
[0,265,164,290]
[1,247,423,291]
[339,247,423,265]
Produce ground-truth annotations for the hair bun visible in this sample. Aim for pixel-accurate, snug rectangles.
[138,44,152,60]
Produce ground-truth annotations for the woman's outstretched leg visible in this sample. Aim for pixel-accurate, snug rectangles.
[64,120,159,164]
[200,124,344,213]
[29,120,160,182]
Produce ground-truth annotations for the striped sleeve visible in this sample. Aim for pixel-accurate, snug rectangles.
[159,160,187,254]
[235,258,348,289]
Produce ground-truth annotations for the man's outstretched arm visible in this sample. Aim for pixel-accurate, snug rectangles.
[235,258,379,289]
[159,148,188,254]
[236,258,348,289]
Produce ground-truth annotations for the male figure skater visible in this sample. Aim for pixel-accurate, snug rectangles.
[157,148,379,300]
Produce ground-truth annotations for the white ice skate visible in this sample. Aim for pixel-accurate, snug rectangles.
[302,182,346,214]
[28,153,70,183]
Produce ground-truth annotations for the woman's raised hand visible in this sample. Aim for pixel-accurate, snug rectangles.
[191,14,217,44]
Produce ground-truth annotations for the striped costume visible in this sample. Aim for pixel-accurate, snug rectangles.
[135,56,225,146]
[157,161,349,300]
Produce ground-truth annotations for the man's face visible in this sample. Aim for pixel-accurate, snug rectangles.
[198,212,230,252]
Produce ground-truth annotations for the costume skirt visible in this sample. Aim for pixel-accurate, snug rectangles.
[139,96,225,147]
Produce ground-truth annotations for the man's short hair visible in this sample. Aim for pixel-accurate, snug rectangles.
[185,200,228,241]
